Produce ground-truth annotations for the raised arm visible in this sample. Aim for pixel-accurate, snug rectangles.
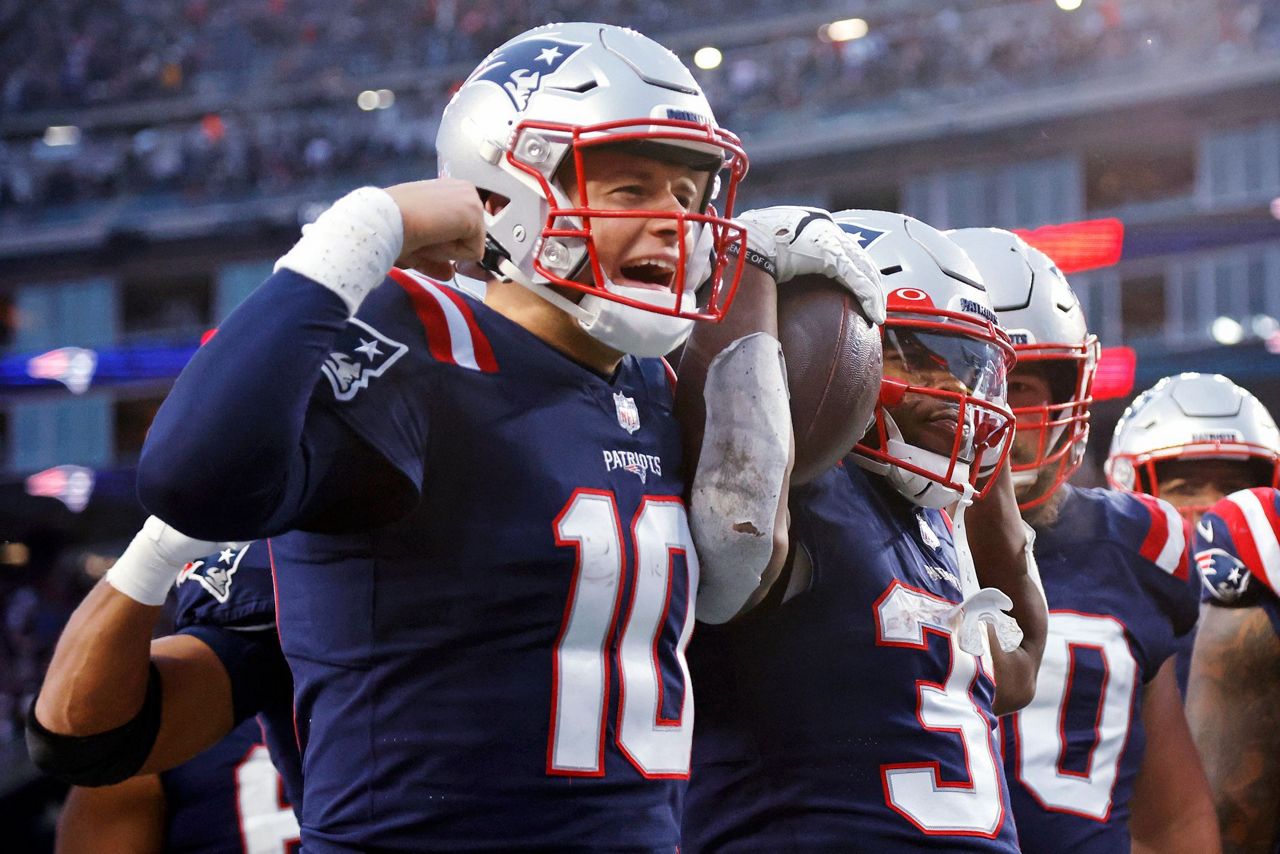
[965,461,1048,715]
[56,775,166,854]
[138,180,485,540]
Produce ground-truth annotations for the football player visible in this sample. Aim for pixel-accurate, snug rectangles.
[681,211,1046,851]
[28,533,300,816]
[1190,486,1280,853]
[950,228,1218,854]
[1106,373,1280,522]
[56,718,299,854]
[132,23,883,852]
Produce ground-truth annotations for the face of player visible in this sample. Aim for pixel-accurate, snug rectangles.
[1153,458,1261,518]
[559,147,711,294]
[1008,364,1055,493]
[881,328,1008,461]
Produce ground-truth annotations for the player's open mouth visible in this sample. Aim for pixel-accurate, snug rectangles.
[618,257,677,290]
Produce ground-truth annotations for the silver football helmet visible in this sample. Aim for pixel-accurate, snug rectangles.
[948,228,1098,510]
[839,211,1016,509]
[436,23,749,357]
[1106,373,1280,516]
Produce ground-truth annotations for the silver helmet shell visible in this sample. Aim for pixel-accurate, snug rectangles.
[1106,373,1280,514]
[436,23,749,356]
[947,228,1098,509]
[838,211,1016,508]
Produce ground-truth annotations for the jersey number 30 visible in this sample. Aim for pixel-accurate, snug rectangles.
[548,489,699,779]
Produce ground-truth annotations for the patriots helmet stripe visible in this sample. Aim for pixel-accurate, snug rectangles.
[1133,493,1189,579]
[1202,488,1280,594]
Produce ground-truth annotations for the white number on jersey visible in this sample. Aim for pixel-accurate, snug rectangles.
[875,581,1006,837]
[1013,611,1137,820]
[235,744,300,854]
[549,490,699,778]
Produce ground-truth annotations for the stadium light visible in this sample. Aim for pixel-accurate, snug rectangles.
[1270,196,1280,220]
[376,89,395,109]
[694,46,722,70]
[1012,218,1124,274]
[819,18,869,43]
[1092,347,1136,401]
[43,125,81,147]
[1211,316,1245,345]
[1055,0,1083,11]
[357,90,380,111]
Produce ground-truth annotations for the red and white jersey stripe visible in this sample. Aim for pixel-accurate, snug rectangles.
[1132,494,1189,579]
[1213,487,1280,591]
[388,268,498,373]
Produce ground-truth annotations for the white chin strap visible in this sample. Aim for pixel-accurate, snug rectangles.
[496,260,697,359]
[875,413,972,510]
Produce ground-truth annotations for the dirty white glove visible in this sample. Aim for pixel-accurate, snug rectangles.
[733,205,886,324]
[105,516,242,606]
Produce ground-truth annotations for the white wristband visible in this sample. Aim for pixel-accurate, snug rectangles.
[105,517,219,606]
[275,186,405,315]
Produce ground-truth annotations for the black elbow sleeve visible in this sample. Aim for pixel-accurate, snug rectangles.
[25,662,164,787]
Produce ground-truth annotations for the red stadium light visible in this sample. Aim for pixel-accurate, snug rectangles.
[200,328,218,346]
[1012,218,1124,274]
[1092,346,1136,401]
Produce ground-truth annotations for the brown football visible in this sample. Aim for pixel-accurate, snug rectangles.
[778,273,883,485]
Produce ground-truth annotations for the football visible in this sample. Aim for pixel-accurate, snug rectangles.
[778,273,883,485]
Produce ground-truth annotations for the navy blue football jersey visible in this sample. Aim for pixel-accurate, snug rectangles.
[1195,487,1280,634]
[270,269,697,852]
[1001,485,1197,853]
[173,542,302,812]
[160,718,300,854]
[682,461,1019,852]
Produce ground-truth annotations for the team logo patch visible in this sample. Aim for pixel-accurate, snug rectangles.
[603,450,663,483]
[614,392,641,434]
[178,546,248,604]
[838,222,887,250]
[1196,547,1251,603]
[322,318,409,402]
[469,37,587,110]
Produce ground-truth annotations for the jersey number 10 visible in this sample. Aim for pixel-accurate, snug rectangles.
[547,489,699,779]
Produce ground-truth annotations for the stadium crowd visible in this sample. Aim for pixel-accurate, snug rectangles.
[2,0,1277,218]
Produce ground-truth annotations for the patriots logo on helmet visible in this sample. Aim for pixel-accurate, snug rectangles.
[178,545,248,604]
[322,318,409,402]
[839,223,888,251]
[1195,547,1252,603]
[469,37,588,111]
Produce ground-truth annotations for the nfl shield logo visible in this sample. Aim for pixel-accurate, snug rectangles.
[614,392,640,434]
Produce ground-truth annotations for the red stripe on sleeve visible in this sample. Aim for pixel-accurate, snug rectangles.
[431,281,499,373]
[1134,494,1169,566]
[388,268,457,366]
[1215,498,1267,584]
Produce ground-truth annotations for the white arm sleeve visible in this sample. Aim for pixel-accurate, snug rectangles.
[690,333,792,624]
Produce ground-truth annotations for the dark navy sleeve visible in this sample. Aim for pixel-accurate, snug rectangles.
[172,542,291,725]
[138,269,420,539]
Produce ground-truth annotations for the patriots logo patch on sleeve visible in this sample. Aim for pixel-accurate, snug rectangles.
[177,545,249,604]
[1196,547,1253,603]
[468,37,588,110]
[322,318,409,402]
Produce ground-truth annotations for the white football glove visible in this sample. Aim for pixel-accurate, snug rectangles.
[105,516,246,606]
[734,206,886,325]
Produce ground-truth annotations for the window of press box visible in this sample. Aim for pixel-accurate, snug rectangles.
[120,272,213,340]
[1119,273,1167,342]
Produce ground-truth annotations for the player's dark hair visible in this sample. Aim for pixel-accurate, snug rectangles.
[24,662,163,787]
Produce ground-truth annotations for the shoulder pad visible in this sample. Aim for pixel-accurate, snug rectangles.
[1195,488,1280,602]
[1110,491,1189,580]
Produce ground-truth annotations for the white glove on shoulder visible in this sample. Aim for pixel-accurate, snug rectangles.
[734,205,886,325]
[105,516,245,606]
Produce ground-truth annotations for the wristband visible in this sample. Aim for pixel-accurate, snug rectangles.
[725,240,778,280]
[275,186,405,315]
[105,517,206,607]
